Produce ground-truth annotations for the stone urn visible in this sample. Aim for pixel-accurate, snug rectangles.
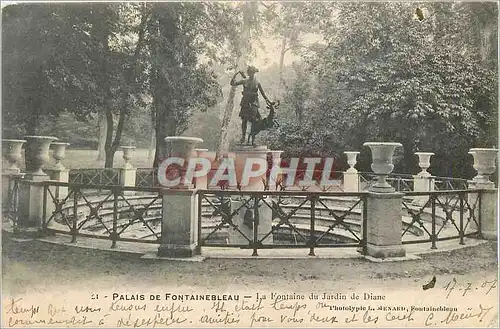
[344,151,360,173]
[24,136,58,177]
[51,142,70,170]
[469,148,498,184]
[415,152,434,177]
[363,142,402,192]
[2,139,26,173]
[164,136,203,188]
[121,146,136,169]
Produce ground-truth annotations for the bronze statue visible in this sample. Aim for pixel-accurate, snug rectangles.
[230,65,271,145]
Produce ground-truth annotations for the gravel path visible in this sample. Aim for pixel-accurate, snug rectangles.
[2,236,499,328]
[2,236,497,295]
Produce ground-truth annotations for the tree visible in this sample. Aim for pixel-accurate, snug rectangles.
[261,2,334,100]
[3,4,97,136]
[2,3,150,168]
[146,3,223,168]
[271,2,497,177]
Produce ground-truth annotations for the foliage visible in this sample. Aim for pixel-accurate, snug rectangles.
[145,3,229,166]
[268,2,497,178]
[2,2,497,178]
[2,4,98,135]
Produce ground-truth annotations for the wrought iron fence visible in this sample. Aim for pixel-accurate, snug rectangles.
[2,171,488,253]
[359,172,469,192]
[264,171,345,192]
[359,172,415,192]
[136,168,157,187]
[433,176,469,191]
[42,181,163,248]
[401,189,481,248]
[68,168,121,186]
[197,190,368,256]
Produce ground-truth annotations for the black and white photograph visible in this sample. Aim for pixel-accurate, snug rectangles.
[1,1,499,327]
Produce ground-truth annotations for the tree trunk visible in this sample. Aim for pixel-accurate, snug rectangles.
[147,129,155,162]
[480,22,494,66]
[153,101,176,169]
[215,2,256,160]
[100,4,148,168]
[104,110,114,168]
[216,86,237,159]
[277,36,287,99]
[97,111,107,160]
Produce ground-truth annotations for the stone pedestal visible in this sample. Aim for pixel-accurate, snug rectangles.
[46,167,70,199]
[18,175,50,237]
[343,171,359,192]
[17,136,57,236]
[228,196,273,245]
[120,167,137,194]
[467,148,497,239]
[365,192,406,258]
[120,146,136,195]
[412,175,434,205]
[234,145,269,191]
[343,151,360,192]
[194,149,210,189]
[478,189,498,240]
[469,181,497,240]
[157,190,199,257]
[267,150,283,190]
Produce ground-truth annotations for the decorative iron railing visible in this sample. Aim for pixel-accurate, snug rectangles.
[0,173,486,253]
[42,182,162,248]
[433,176,469,191]
[197,190,368,256]
[401,189,481,248]
[68,168,121,186]
[359,172,470,192]
[136,168,157,188]
[264,171,345,192]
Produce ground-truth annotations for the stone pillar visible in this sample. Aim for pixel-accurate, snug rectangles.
[468,148,498,240]
[413,152,435,204]
[478,188,498,240]
[227,145,274,245]
[18,136,58,236]
[267,150,283,190]
[234,145,269,191]
[2,139,26,208]
[158,189,199,257]
[158,136,203,258]
[363,142,405,258]
[120,146,136,195]
[194,148,210,189]
[343,151,360,192]
[366,192,406,258]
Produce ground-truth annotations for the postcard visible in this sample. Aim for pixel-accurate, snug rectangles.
[2,1,498,328]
